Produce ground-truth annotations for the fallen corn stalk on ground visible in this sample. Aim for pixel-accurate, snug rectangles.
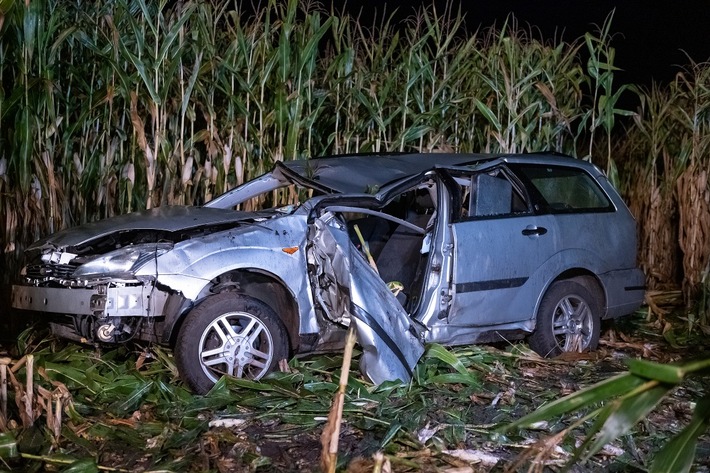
[0,300,707,472]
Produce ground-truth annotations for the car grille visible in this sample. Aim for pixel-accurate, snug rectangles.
[25,263,77,280]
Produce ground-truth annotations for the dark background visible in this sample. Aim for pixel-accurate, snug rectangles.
[344,1,710,86]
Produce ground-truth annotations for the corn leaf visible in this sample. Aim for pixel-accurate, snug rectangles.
[380,422,402,448]
[499,373,647,432]
[60,458,99,473]
[424,373,480,387]
[581,383,670,461]
[474,98,502,132]
[115,380,154,413]
[424,344,472,378]
[650,396,710,473]
[0,432,18,459]
[43,362,100,394]
[155,4,195,70]
[628,357,710,384]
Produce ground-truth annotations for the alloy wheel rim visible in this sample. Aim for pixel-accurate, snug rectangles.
[551,294,593,352]
[198,311,274,383]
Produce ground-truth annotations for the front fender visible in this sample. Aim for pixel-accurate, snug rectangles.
[141,217,319,336]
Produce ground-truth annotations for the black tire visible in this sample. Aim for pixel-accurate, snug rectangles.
[175,293,289,394]
[528,280,601,358]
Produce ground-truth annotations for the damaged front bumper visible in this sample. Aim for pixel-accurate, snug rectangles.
[12,281,168,318]
[11,281,169,342]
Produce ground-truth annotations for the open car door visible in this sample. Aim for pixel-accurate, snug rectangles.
[308,212,425,384]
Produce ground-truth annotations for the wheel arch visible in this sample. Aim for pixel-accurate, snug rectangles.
[528,276,603,357]
[165,268,301,353]
[550,268,607,318]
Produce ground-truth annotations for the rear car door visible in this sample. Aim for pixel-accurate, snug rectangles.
[507,162,644,317]
[445,165,560,326]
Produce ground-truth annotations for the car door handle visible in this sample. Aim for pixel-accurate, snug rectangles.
[522,226,547,236]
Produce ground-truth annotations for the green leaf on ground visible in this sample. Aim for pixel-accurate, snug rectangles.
[651,396,710,473]
[499,372,647,432]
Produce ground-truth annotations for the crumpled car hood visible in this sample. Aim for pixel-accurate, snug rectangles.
[29,206,266,250]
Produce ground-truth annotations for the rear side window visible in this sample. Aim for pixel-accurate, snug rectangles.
[452,168,530,221]
[514,165,613,212]
[467,172,528,217]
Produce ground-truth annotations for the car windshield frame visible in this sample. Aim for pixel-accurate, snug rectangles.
[278,153,493,194]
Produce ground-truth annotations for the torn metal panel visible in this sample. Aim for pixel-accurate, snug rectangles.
[309,213,424,384]
[348,251,425,384]
[307,213,353,325]
[205,171,285,209]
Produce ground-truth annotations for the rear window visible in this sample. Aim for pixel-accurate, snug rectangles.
[514,165,613,212]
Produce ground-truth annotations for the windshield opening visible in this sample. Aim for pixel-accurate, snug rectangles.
[236,185,316,212]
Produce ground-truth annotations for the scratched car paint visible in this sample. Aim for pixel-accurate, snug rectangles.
[12,153,645,393]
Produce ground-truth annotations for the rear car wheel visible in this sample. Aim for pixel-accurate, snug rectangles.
[528,280,601,357]
[175,293,289,394]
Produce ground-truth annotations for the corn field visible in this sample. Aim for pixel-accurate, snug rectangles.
[0,0,708,309]
[618,65,710,308]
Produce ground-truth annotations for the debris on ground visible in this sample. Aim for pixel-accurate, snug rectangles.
[0,307,707,472]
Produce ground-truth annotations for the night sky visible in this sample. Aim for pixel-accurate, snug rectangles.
[346,1,710,86]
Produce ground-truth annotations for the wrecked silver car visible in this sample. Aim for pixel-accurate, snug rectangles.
[12,153,645,393]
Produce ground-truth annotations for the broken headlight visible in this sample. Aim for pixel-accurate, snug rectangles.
[72,243,172,279]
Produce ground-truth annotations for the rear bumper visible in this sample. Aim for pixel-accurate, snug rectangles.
[599,268,646,319]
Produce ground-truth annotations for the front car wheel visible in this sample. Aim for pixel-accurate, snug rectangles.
[175,293,289,394]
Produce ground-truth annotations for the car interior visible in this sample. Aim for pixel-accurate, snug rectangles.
[342,183,437,311]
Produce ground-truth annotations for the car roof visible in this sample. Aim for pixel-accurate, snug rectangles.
[278,152,594,194]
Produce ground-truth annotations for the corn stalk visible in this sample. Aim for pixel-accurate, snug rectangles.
[0,0,707,310]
